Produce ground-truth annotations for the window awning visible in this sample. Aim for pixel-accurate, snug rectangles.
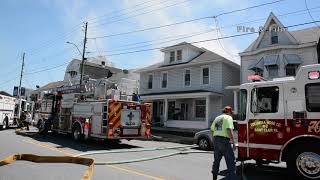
[264,55,279,66]
[248,57,264,71]
[283,54,302,66]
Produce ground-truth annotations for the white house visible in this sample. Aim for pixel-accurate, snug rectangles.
[240,12,320,83]
[138,42,240,130]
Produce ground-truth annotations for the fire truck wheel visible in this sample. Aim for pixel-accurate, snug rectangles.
[1,118,8,130]
[72,124,83,141]
[288,143,320,179]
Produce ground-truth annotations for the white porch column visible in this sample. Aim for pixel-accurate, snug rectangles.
[233,91,238,114]
[206,95,210,128]
[164,98,168,127]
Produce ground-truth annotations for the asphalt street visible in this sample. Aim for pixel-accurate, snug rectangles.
[0,128,288,180]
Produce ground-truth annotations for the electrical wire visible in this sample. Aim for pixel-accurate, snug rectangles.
[91,20,320,57]
[91,0,192,27]
[304,0,320,29]
[89,0,285,39]
[88,6,320,55]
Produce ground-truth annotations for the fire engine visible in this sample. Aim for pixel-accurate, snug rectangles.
[36,85,152,141]
[236,64,320,179]
[0,94,15,130]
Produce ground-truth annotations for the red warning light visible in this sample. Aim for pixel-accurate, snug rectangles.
[248,75,262,81]
[308,71,319,80]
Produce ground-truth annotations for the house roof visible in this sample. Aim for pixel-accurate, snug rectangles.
[0,91,12,97]
[140,90,223,96]
[37,81,64,91]
[160,42,205,52]
[137,44,239,72]
[242,13,320,53]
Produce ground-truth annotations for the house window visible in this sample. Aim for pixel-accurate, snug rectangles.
[305,83,320,112]
[267,65,278,78]
[271,27,278,44]
[184,69,191,87]
[168,101,176,120]
[201,66,209,85]
[251,86,279,113]
[195,100,206,118]
[147,74,153,89]
[69,71,77,78]
[180,103,189,120]
[170,51,175,63]
[286,64,297,76]
[177,50,182,61]
[161,72,168,88]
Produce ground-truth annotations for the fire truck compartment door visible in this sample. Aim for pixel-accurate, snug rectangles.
[121,109,141,128]
[91,104,103,135]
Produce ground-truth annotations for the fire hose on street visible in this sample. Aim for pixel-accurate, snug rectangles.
[2,130,247,180]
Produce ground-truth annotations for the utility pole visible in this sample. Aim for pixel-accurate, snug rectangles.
[80,22,88,86]
[17,52,25,118]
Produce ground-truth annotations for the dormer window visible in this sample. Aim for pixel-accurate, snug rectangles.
[177,50,182,61]
[271,27,278,44]
[170,51,175,62]
[69,71,77,78]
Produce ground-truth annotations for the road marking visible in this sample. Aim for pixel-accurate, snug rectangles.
[22,139,165,180]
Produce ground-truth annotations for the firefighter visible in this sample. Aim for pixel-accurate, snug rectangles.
[211,106,237,180]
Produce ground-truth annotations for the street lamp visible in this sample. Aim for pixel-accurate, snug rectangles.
[66,41,82,57]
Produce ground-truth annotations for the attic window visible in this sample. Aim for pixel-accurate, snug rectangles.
[177,50,182,61]
[69,71,77,78]
[271,27,278,44]
[170,51,175,62]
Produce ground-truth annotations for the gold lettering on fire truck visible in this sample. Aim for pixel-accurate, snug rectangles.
[308,121,320,133]
[250,120,281,133]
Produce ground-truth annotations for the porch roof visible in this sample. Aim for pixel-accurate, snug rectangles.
[140,90,223,100]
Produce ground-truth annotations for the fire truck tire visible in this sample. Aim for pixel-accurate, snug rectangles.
[0,118,8,130]
[72,124,83,141]
[288,143,320,180]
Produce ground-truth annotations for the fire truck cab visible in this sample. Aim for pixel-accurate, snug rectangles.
[236,64,320,179]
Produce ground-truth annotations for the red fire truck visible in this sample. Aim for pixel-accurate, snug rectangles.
[36,85,152,142]
[236,64,320,179]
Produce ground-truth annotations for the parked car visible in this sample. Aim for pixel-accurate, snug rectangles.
[194,129,213,150]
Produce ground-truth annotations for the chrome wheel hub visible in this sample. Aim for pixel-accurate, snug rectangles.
[74,129,80,140]
[199,139,208,149]
[296,152,320,179]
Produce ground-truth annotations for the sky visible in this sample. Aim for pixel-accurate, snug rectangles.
[0,0,320,94]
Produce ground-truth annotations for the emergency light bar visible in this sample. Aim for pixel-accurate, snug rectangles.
[248,75,262,81]
[308,71,320,80]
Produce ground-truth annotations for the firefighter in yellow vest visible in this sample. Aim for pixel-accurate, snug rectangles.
[211,106,237,180]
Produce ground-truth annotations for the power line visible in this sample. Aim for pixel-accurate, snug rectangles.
[91,0,192,27]
[89,0,285,39]
[89,0,178,25]
[91,20,320,57]
[6,20,318,82]
[88,7,320,54]
[304,0,320,29]
[86,0,161,22]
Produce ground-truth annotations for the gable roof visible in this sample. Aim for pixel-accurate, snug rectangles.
[160,42,205,52]
[251,12,298,50]
[137,47,239,73]
[0,91,12,97]
[242,13,320,53]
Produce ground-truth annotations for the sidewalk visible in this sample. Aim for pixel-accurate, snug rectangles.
[149,127,201,145]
